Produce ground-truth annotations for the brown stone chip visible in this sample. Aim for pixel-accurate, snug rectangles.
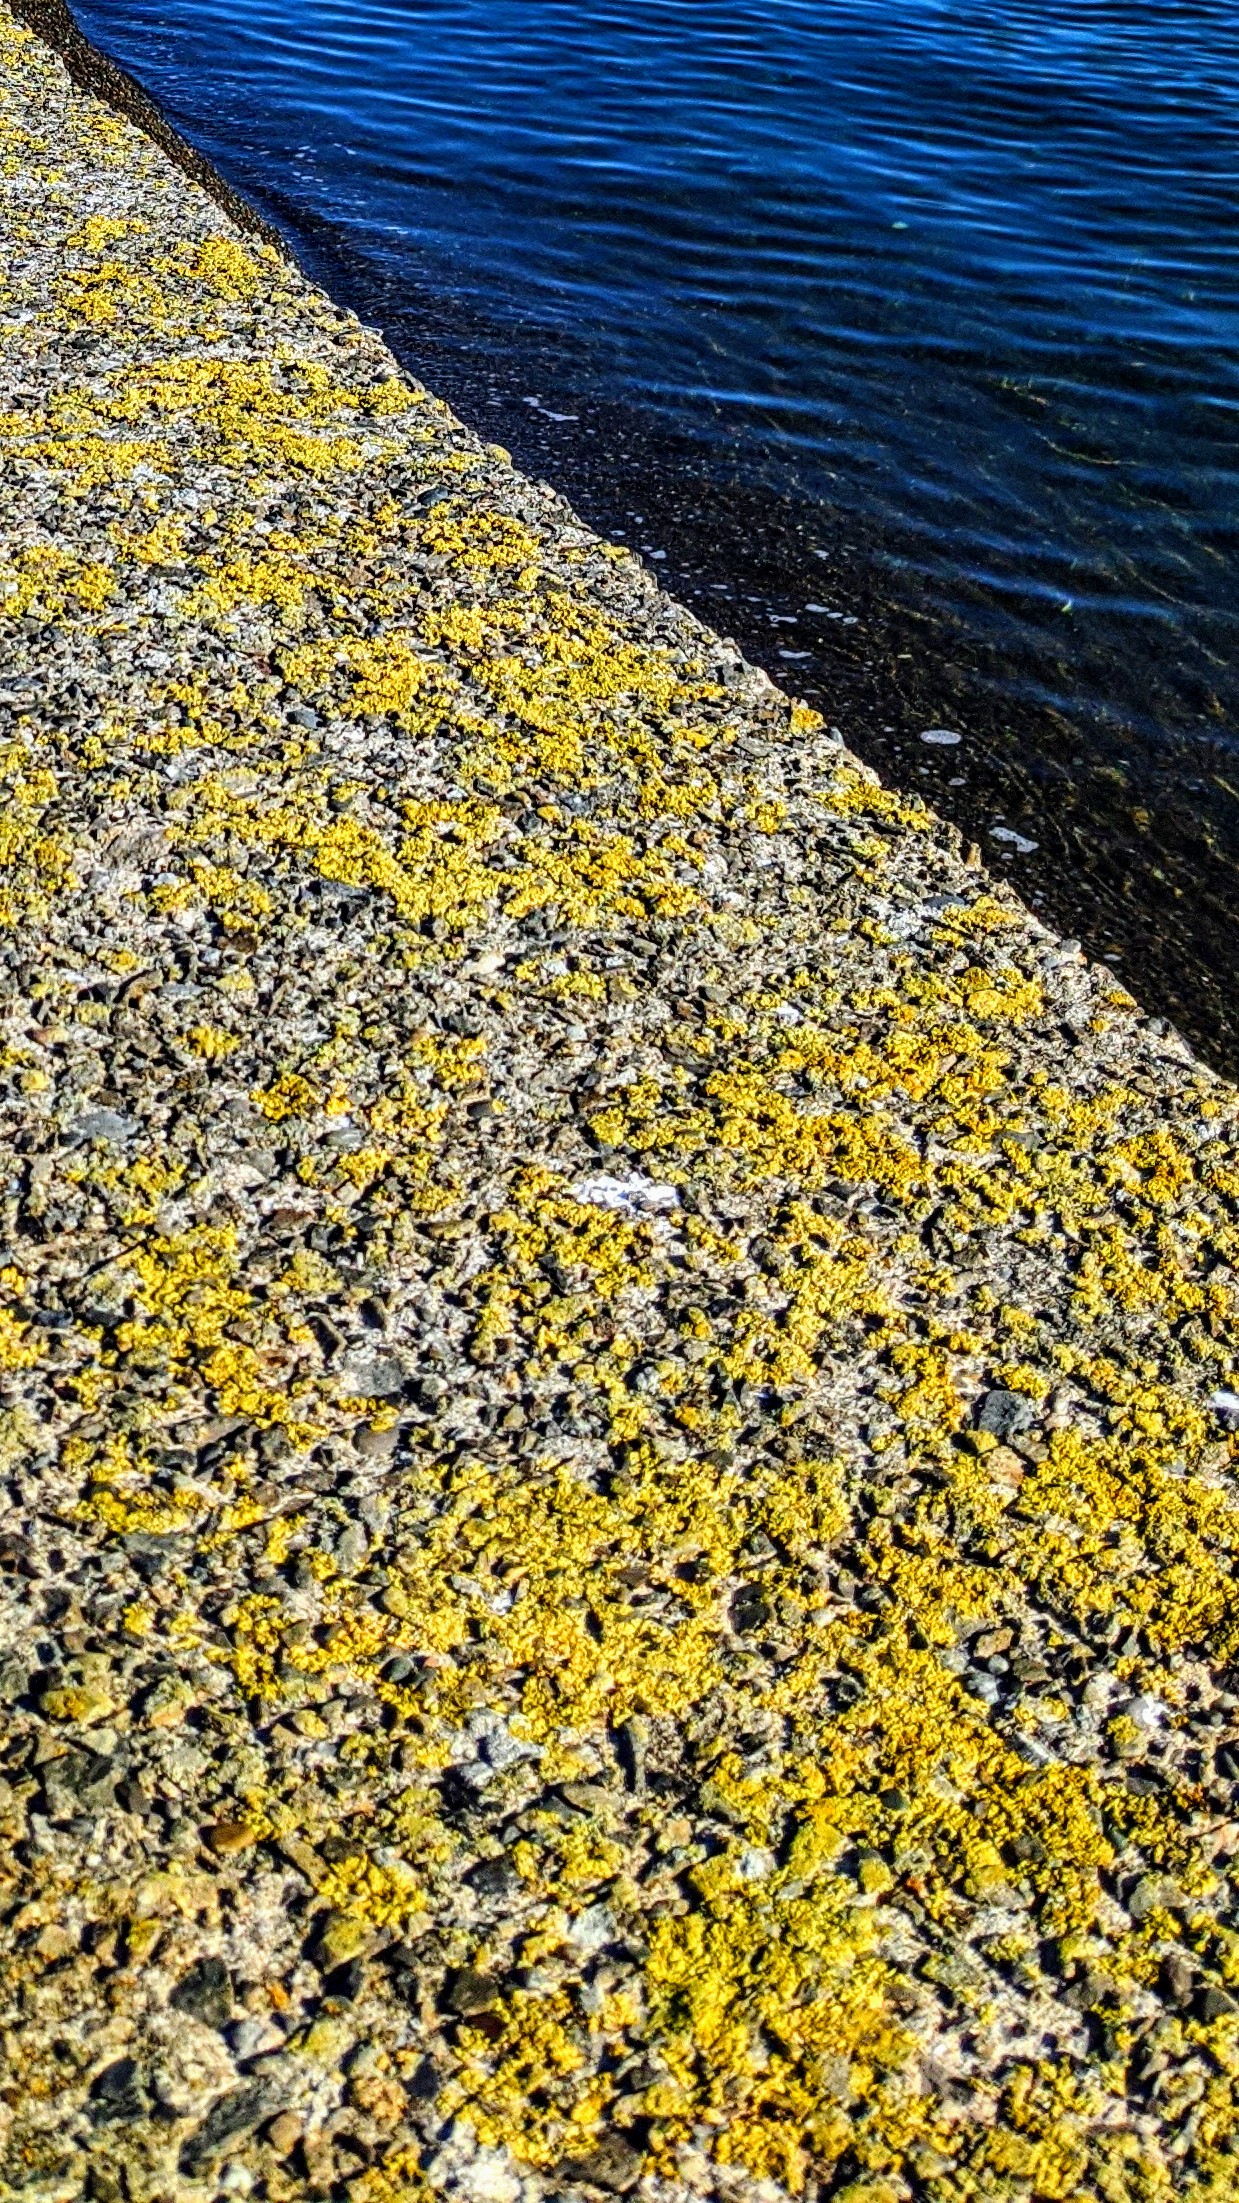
[203,1819,257,1855]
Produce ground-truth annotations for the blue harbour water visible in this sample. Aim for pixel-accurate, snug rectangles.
[76,0,1239,1058]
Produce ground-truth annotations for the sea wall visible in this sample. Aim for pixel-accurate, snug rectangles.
[3,8,1239,2201]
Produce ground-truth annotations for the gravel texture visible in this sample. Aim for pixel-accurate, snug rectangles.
[5,12,1239,2203]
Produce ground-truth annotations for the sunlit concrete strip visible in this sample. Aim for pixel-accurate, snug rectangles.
[3,8,1239,2199]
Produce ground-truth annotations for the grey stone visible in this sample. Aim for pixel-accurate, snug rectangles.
[72,1107,138,1145]
[354,1420,400,1459]
[1161,1952,1195,2007]
[1129,1873,1182,1923]
[41,1751,118,1820]
[179,2078,283,2174]
[123,1531,190,1579]
[169,1955,233,2029]
[339,1354,407,1397]
[0,1652,32,1703]
[89,2059,148,2125]
[977,1389,1037,1441]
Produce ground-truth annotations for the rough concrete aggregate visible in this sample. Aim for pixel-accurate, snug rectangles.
[4,12,1239,2203]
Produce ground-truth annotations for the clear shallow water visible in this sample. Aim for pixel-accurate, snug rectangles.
[73,0,1239,1056]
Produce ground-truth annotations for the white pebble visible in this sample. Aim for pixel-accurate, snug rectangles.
[572,1171,679,1215]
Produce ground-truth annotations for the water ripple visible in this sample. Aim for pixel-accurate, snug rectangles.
[75,0,1239,757]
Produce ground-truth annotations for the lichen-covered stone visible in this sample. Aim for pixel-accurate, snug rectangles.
[3,8,1239,2201]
